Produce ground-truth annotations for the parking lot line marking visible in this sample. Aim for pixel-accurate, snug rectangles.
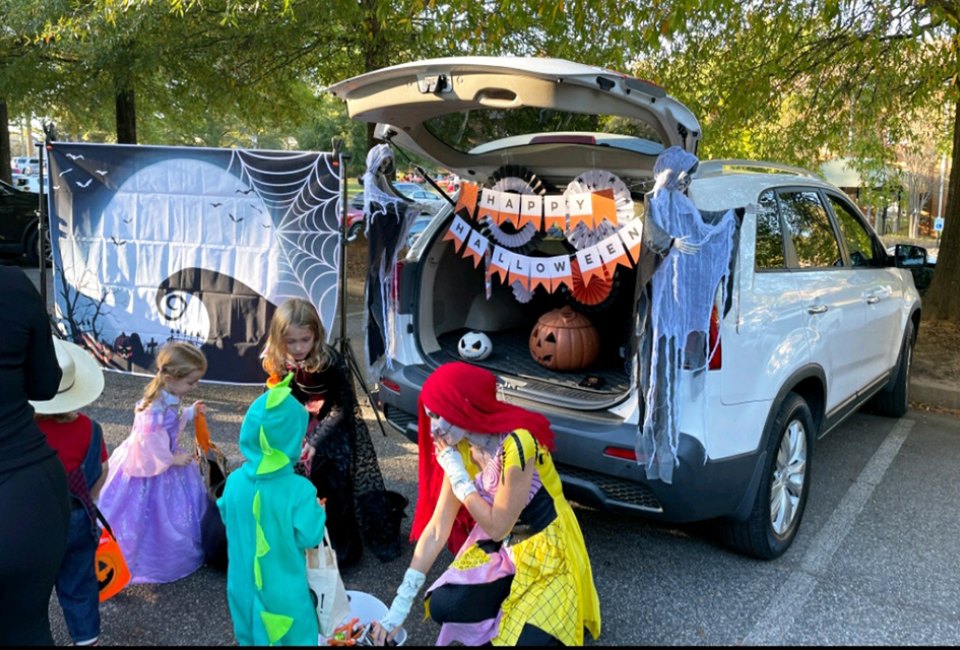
[743,418,915,645]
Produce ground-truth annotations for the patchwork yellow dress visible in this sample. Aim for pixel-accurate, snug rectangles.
[424,429,602,646]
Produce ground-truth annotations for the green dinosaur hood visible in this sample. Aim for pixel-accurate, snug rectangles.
[238,374,307,477]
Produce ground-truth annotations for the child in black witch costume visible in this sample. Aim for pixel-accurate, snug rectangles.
[262,297,402,566]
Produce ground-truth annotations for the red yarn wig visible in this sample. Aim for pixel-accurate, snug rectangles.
[410,362,555,552]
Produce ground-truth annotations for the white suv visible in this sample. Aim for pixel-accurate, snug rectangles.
[330,58,921,559]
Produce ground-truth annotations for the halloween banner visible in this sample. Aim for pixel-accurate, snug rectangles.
[442,217,644,296]
[455,181,628,232]
[46,142,342,383]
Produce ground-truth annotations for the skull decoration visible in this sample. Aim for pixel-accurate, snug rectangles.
[458,331,493,361]
[529,306,600,371]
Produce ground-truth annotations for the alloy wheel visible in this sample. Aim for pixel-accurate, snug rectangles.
[770,419,807,537]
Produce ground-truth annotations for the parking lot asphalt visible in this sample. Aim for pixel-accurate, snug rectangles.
[9,263,960,645]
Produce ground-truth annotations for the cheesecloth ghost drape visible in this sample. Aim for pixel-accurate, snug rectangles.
[639,147,736,484]
[362,144,414,380]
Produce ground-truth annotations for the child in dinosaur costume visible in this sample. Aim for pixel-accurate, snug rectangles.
[218,374,327,646]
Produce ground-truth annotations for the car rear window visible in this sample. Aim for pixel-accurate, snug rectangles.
[755,191,786,270]
[778,191,842,269]
[423,107,663,154]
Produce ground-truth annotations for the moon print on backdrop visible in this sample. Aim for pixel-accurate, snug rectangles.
[564,169,634,250]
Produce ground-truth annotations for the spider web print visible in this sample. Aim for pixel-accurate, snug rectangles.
[228,149,341,335]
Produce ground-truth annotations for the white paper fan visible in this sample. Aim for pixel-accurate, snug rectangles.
[566,169,634,222]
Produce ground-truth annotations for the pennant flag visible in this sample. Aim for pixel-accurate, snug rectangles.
[592,188,618,226]
[489,245,511,284]
[476,188,502,224]
[464,230,489,269]
[442,215,472,254]
[547,255,573,291]
[566,191,596,230]
[597,232,632,274]
[529,257,553,292]
[575,245,605,287]
[517,194,543,231]
[510,252,532,291]
[498,192,522,228]
[454,181,480,219]
[543,195,567,232]
[618,218,644,263]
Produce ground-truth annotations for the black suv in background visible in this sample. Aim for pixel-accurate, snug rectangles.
[0,179,44,266]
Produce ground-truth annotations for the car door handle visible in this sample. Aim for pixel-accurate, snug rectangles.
[807,304,828,314]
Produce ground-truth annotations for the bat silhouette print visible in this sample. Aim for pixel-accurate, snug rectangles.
[235,188,254,195]
[66,153,85,161]
[210,202,223,208]
[109,236,128,246]
[76,179,93,188]
[96,169,109,176]
[122,217,133,224]
[228,213,243,222]
[58,168,73,177]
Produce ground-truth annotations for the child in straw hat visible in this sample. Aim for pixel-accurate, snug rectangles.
[31,338,107,647]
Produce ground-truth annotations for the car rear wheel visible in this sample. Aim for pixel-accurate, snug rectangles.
[723,393,813,559]
[25,228,52,267]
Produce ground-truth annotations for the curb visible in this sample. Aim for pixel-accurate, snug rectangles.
[910,377,960,412]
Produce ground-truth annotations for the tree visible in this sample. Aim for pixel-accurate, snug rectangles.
[630,0,959,323]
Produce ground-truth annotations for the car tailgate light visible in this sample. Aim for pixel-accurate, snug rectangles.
[603,446,637,461]
[391,260,404,303]
[708,303,722,370]
[380,378,401,393]
[529,134,597,146]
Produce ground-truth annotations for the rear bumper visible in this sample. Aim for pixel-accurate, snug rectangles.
[378,363,762,523]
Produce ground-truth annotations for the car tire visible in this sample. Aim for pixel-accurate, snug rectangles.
[723,393,814,560]
[346,222,362,242]
[869,319,914,418]
[25,228,51,268]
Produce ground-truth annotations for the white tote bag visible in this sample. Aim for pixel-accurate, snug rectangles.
[306,530,352,637]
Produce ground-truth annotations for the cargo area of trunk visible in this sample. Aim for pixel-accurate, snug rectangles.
[414,217,641,408]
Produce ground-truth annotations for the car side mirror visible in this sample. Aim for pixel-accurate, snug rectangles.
[893,244,927,268]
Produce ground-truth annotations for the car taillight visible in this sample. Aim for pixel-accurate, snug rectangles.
[381,378,401,393]
[603,446,638,461]
[708,303,722,370]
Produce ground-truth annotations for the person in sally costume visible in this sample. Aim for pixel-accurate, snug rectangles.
[371,362,602,646]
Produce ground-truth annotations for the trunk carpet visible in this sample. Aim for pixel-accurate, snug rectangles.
[436,327,630,395]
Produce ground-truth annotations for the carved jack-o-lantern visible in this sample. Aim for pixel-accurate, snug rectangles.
[529,306,600,371]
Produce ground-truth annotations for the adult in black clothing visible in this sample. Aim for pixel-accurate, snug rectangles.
[0,267,70,645]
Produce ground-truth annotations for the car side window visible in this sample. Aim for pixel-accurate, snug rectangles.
[778,191,843,269]
[755,190,785,270]
[827,194,876,268]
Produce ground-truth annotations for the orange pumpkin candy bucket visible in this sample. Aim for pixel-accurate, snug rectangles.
[95,509,131,602]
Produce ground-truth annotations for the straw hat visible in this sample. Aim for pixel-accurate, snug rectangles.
[30,338,105,415]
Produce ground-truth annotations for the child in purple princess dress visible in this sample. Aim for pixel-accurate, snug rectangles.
[97,342,210,584]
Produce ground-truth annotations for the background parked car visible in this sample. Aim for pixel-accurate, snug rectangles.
[0,179,46,265]
[12,173,42,193]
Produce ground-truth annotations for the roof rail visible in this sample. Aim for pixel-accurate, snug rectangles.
[694,159,820,179]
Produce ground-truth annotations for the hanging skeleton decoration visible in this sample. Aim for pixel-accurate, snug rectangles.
[639,146,737,484]
[362,144,415,379]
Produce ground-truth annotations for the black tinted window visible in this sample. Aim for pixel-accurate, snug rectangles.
[755,191,785,270]
[828,194,876,267]
[779,191,842,269]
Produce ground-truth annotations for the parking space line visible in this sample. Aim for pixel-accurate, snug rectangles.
[743,418,915,645]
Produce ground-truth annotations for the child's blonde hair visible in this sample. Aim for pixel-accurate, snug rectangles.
[138,342,208,412]
[262,298,331,376]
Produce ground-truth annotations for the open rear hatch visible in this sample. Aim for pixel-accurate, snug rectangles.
[329,57,700,408]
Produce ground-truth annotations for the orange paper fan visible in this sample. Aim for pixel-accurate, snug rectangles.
[570,258,614,306]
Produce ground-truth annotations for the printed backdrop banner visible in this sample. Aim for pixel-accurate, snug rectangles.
[47,142,342,384]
